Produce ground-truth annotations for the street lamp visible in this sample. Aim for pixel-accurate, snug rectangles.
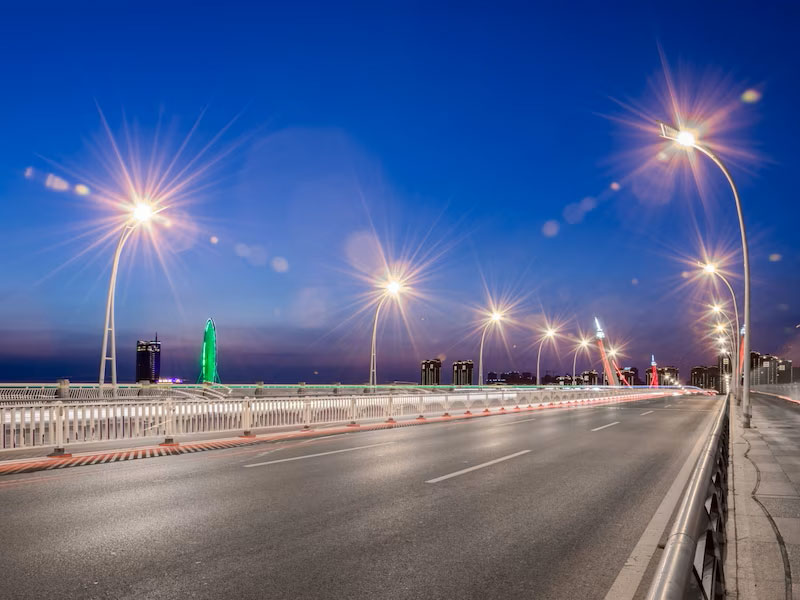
[572,338,590,385]
[536,328,557,385]
[369,278,404,387]
[478,311,504,386]
[661,119,752,427]
[99,200,163,388]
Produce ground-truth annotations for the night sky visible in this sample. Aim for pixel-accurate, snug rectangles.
[1,2,798,384]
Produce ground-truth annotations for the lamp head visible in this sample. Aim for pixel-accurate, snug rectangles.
[545,328,556,338]
[490,311,503,323]
[658,121,697,148]
[579,339,590,348]
[385,280,402,296]
[676,130,696,147]
[132,202,153,223]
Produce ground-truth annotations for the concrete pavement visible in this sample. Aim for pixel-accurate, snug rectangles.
[0,393,717,599]
[727,391,800,600]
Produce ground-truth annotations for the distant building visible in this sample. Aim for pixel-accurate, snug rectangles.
[690,366,707,388]
[420,359,442,386]
[452,360,474,386]
[777,358,793,384]
[707,366,720,393]
[581,370,599,385]
[751,354,793,385]
[619,367,638,386]
[486,371,500,384]
[649,366,679,386]
[136,338,161,383]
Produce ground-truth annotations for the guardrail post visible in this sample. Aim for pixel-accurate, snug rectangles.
[418,394,425,419]
[47,401,70,457]
[302,398,311,430]
[161,399,177,445]
[57,378,69,400]
[386,395,395,423]
[442,394,450,417]
[348,397,358,426]
[241,398,254,437]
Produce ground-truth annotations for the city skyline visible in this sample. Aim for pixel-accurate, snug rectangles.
[1,3,799,383]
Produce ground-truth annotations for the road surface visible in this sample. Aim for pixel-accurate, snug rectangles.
[0,393,719,599]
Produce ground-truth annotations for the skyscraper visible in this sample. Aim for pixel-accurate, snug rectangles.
[136,337,161,383]
[452,360,474,386]
[420,359,442,385]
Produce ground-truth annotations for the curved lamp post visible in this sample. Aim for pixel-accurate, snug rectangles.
[369,279,403,387]
[99,202,160,388]
[572,338,590,385]
[478,311,503,386]
[536,328,557,385]
[660,121,752,427]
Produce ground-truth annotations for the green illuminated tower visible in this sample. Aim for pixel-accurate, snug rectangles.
[198,318,220,383]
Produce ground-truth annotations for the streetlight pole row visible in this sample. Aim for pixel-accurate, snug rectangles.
[659,122,752,428]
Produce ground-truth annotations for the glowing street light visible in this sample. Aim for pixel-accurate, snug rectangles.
[700,263,742,401]
[368,278,405,387]
[99,199,164,388]
[572,338,591,386]
[536,328,558,386]
[661,119,753,426]
[478,310,504,386]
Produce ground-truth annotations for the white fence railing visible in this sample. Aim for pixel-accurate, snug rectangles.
[0,388,687,451]
[0,381,697,403]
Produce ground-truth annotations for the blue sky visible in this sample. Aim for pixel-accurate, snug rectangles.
[1,1,798,383]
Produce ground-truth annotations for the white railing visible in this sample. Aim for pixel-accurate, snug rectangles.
[0,388,683,451]
[0,381,697,403]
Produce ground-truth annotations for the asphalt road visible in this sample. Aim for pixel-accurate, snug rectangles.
[0,393,719,600]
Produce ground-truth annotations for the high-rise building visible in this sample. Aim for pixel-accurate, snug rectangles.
[452,360,474,386]
[136,337,161,383]
[707,366,721,393]
[649,366,679,386]
[619,367,638,386]
[581,370,599,385]
[690,366,708,388]
[420,359,442,385]
[777,358,793,384]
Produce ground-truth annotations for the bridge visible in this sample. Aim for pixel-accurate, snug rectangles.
[3,382,797,598]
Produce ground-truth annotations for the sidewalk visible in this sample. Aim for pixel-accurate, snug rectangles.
[727,393,800,599]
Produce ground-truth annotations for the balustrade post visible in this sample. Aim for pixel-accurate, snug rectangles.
[386,395,395,423]
[303,398,311,430]
[161,399,177,445]
[241,398,254,437]
[47,401,70,457]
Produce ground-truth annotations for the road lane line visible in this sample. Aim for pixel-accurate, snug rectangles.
[664,404,672,408]
[640,411,654,416]
[492,417,537,427]
[603,397,721,600]
[590,421,620,432]
[425,450,530,483]
[243,442,395,468]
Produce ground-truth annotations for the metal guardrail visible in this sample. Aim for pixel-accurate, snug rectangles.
[0,381,701,403]
[0,388,673,451]
[645,394,730,600]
